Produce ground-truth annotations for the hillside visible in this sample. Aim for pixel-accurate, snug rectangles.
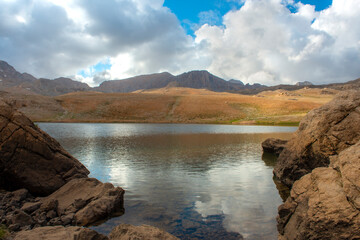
[0,87,336,125]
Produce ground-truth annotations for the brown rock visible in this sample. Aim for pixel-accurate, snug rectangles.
[274,90,360,187]
[21,202,41,214]
[14,226,108,240]
[41,178,124,226]
[11,210,34,227]
[0,100,89,196]
[109,224,179,240]
[261,138,288,156]
[277,141,360,240]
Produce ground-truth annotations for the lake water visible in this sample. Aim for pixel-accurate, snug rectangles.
[38,123,296,240]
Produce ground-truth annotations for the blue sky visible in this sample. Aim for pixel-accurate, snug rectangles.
[2,0,360,86]
[163,0,332,35]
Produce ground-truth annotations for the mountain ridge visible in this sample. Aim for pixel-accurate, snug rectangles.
[0,60,359,96]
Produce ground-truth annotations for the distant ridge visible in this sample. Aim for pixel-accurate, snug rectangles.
[96,72,174,93]
[0,60,359,96]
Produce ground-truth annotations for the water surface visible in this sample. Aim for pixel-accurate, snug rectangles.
[39,123,296,240]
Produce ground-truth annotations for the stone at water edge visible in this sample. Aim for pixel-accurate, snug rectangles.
[277,141,360,240]
[261,138,288,156]
[273,90,360,188]
[40,177,124,226]
[13,226,108,240]
[0,100,89,196]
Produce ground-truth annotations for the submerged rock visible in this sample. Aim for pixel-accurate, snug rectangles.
[277,141,360,240]
[0,100,89,196]
[109,224,179,240]
[261,138,288,156]
[13,226,108,240]
[274,91,360,187]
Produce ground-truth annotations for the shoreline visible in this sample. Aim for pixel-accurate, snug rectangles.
[34,119,300,127]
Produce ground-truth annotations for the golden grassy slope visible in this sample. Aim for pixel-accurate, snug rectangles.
[49,87,337,125]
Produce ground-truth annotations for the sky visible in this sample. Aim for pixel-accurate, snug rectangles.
[1,0,359,87]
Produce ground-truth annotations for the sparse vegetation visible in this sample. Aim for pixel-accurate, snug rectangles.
[2,87,336,125]
[0,225,9,239]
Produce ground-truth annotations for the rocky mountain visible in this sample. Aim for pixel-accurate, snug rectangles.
[229,79,245,85]
[97,70,266,93]
[21,77,91,96]
[0,60,90,96]
[295,81,313,86]
[1,59,360,96]
[174,70,241,92]
[0,61,37,88]
[96,72,174,93]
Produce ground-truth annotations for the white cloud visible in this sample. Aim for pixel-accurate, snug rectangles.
[1,0,360,86]
[195,0,360,85]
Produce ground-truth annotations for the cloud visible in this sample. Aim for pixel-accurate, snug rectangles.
[0,0,206,85]
[194,0,360,85]
[1,0,360,86]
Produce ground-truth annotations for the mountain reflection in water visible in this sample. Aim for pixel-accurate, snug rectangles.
[38,123,296,240]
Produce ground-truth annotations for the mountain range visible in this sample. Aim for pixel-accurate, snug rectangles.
[0,60,359,96]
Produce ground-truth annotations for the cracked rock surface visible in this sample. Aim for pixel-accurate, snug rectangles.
[277,141,360,240]
[274,90,360,187]
[0,100,89,196]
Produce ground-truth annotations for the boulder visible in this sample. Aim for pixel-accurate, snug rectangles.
[0,100,89,196]
[13,226,108,240]
[261,138,288,156]
[109,224,179,240]
[274,91,360,187]
[40,178,124,226]
[277,141,360,240]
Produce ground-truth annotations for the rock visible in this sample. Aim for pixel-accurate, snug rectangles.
[21,202,41,214]
[277,141,360,240]
[109,224,179,240]
[10,189,29,202]
[11,210,34,227]
[274,91,360,187]
[41,178,124,226]
[13,226,108,240]
[40,199,58,212]
[0,100,89,196]
[261,138,288,156]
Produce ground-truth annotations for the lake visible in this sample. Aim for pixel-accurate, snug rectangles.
[38,123,296,240]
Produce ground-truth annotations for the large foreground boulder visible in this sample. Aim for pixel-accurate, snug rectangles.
[0,100,89,196]
[277,141,360,240]
[274,91,360,187]
[13,226,108,240]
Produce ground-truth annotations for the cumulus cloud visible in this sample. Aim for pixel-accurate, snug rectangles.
[1,0,360,86]
[0,0,206,86]
[195,0,360,85]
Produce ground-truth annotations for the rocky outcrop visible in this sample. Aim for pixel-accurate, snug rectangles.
[274,91,360,187]
[1,179,124,231]
[277,141,360,240]
[262,138,288,156]
[0,101,125,233]
[109,224,179,240]
[0,100,89,196]
[13,226,108,240]
[41,178,124,226]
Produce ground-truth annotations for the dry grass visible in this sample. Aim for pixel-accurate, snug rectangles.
[45,87,337,125]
